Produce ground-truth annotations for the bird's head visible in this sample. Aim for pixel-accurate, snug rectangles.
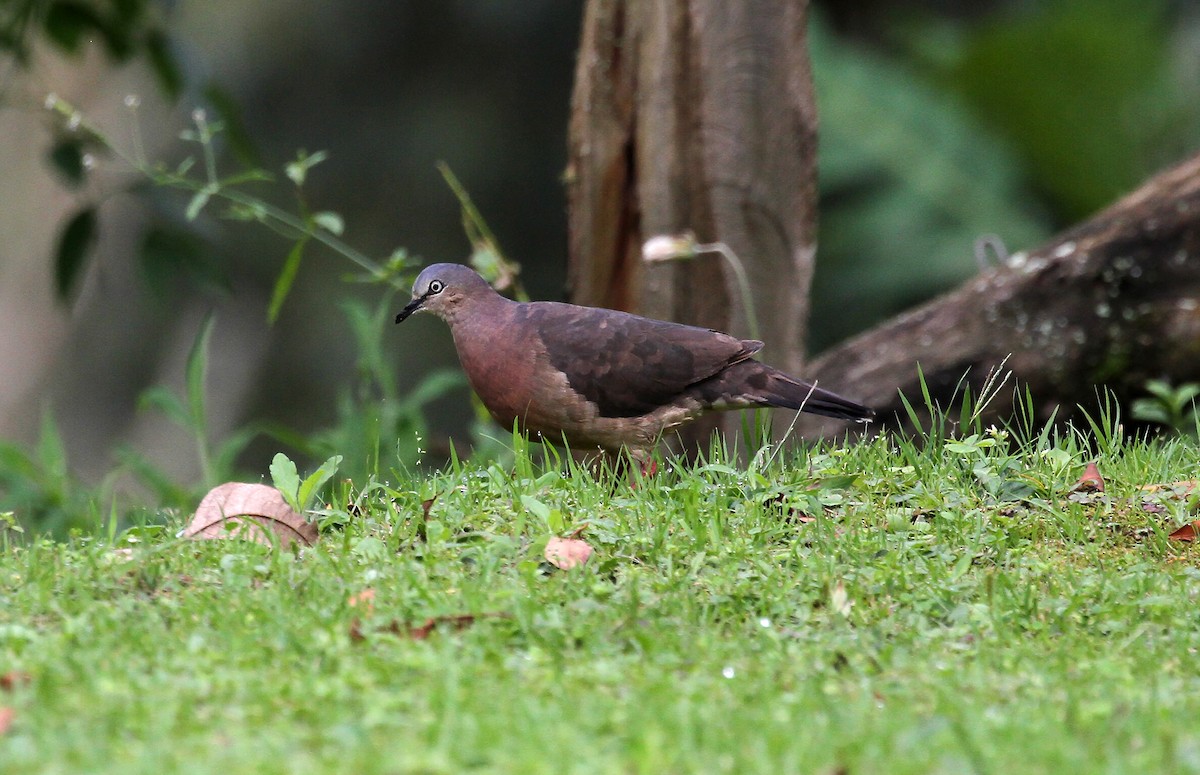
[395,263,494,324]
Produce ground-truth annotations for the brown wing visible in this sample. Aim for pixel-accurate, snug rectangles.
[521,301,762,418]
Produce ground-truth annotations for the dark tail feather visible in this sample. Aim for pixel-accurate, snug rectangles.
[767,374,874,421]
[783,383,875,421]
[698,362,874,422]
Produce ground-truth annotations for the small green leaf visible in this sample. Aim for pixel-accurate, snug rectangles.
[814,474,860,491]
[0,443,37,483]
[268,236,307,324]
[284,163,304,186]
[48,140,86,186]
[425,520,447,544]
[296,455,342,513]
[284,150,328,187]
[54,207,97,300]
[185,315,216,436]
[520,495,553,525]
[950,553,974,582]
[137,385,190,429]
[185,188,212,221]
[225,202,268,222]
[217,170,273,187]
[270,453,301,511]
[351,536,387,560]
[312,211,344,236]
[35,409,68,486]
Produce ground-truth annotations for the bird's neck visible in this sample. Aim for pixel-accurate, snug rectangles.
[445,294,520,350]
[442,291,511,329]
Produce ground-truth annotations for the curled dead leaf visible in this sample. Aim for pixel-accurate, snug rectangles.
[348,588,376,612]
[1139,480,1198,494]
[1073,462,1105,493]
[410,613,511,638]
[182,483,318,547]
[1139,481,1199,519]
[352,613,506,643]
[407,614,479,640]
[0,672,30,692]
[1169,522,1200,542]
[416,493,438,543]
[545,536,593,570]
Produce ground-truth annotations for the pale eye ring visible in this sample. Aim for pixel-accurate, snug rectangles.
[428,280,445,294]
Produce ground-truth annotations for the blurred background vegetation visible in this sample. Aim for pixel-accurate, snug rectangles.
[1,0,1198,530]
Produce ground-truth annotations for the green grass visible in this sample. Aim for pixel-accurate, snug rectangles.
[4,428,1200,774]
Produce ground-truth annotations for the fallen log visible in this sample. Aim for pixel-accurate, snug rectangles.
[802,151,1200,437]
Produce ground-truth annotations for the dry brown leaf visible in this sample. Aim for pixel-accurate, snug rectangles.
[351,613,497,642]
[629,459,659,489]
[1139,480,1198,494]
[348,588,376,614]
[1169,522,1200,542]
[0,672,30,692]
[545,536,594,570]
[0,706,13,735]
[416,493,438,542]
[1073,462,1105,493]
[1138,481,1199,519]
[181,483,318,547]
[407,614,487,640]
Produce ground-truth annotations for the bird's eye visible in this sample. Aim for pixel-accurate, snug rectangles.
[428,280,445,294]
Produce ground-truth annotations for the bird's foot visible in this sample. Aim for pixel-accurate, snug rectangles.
[628,457,659,489]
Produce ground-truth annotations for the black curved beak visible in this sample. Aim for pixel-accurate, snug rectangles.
[395,295,425,323]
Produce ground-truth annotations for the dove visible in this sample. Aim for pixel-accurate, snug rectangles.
[396,263,872,459]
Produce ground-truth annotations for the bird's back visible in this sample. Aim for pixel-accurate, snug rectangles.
[519,301,762,418]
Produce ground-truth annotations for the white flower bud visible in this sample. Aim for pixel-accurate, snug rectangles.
[642,233,699,263]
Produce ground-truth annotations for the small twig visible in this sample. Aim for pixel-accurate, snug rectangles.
[642,233,761,340]
[973,234,1009,270]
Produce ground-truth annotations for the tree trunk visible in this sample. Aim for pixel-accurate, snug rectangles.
[566,0,818,449]
[800,151,1200,438]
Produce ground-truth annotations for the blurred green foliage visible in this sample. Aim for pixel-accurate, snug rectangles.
[3,0,1200,531]
[810,13,1053,351]
[2,0,179,94]
[934,0,1197,222]
[809,0,1200,352]
[1132,379,1200,438]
